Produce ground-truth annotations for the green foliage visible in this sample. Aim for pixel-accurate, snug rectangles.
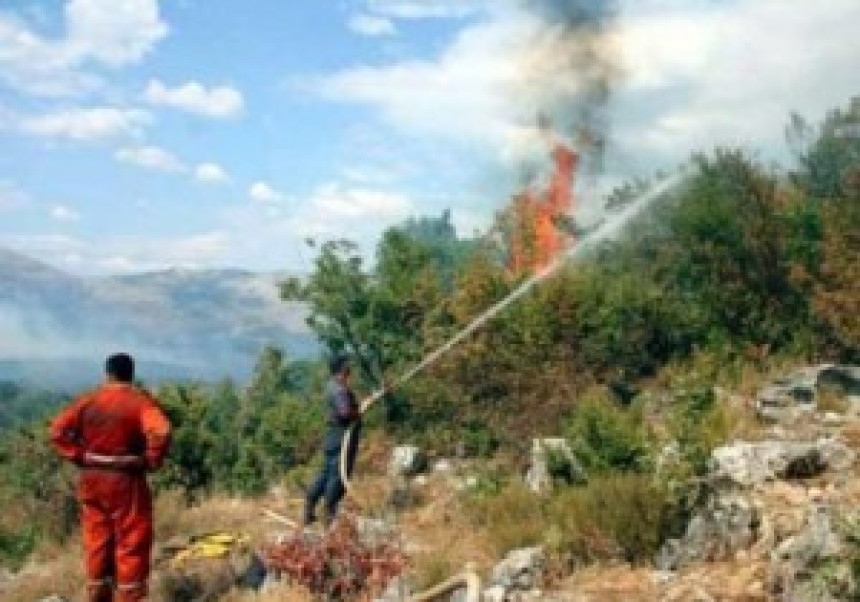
[0,381,67,428]
[469,476,672,564]
[152,350,324,498]
[566,390,651,475]
[0,424,78,567]
[0,526,38,569]
[791,98,860,199]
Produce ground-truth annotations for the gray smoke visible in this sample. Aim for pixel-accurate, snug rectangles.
[521,0,621,169]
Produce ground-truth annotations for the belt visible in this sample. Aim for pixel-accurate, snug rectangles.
[81,452,145,471]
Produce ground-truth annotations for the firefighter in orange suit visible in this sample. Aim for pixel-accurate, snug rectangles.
[50,353,171,602]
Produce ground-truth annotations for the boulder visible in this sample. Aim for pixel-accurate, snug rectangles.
[709,438,855,488]
[524,438,584,493]
[769,506,845,600]
[389,445,427,478]
[756,364,860,421]
[656,493,760,571]
[489,546,545,593]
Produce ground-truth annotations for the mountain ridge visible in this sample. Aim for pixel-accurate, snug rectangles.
[0,247,316,388]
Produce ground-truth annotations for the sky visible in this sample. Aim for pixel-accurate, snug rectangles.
[0,0,858,275]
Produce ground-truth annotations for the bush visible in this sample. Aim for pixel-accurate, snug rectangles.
[565,390,652,475]
[0,526,38,569]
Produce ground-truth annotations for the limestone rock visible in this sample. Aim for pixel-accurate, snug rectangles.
[375,575,411,601]
[709,438,855,487]
[490,546,546,593]
[656,493,759,571]
[769,506,844,599]
[525,438,584,493]
[433,459,454,473]
[389,445,427,478]
[756,364,860,421]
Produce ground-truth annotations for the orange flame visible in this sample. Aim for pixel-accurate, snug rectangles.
[510,142,579,274]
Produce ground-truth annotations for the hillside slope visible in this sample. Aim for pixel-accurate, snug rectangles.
[0,248,316,388]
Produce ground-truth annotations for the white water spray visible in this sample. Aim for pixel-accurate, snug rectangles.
[359,169,685,411]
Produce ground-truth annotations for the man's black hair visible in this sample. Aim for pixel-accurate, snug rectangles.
[106,353,135,383]
[328,354,350,376]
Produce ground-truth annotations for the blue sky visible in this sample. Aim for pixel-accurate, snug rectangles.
[1,0,858,274]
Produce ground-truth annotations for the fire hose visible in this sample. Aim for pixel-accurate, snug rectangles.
[335,173,684,599]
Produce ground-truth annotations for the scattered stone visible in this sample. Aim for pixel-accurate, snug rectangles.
[433,459,454,473]
[656,493,759,571]
[524,438,584,493]
[769,506,844,598]
[237,553,268,590]
[709,438,855,487]
[489,546,546,593]
[757,365,860,422]
[375,575,411,601]
[37,596,68,602]
[389,445,427,478]
[772,506,841,567]
[655,441,682,476]
[414,475,429,486]
[356,516,397,547]
[388,477,416,509]
[481,585,507,602]
[821,412,844,426]
[651,570,676,584]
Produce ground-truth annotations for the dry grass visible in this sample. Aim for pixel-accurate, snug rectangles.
[220,582,313,601]
[0,539,84,601]
[817,389,852,414]
[396,475,496,589]
[464,482,545,557]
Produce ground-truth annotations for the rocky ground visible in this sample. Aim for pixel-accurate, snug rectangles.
[6,365,860,601]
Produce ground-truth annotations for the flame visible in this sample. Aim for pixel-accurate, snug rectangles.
[510,142,579,274]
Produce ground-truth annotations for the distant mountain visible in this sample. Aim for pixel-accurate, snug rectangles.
[0,248,317,389]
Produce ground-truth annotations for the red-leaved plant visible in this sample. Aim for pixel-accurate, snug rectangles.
[261,516,408,600]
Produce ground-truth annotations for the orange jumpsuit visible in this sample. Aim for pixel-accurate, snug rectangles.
[50,384,171,602]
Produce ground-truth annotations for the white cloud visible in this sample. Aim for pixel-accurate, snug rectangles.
[3,230,231,274]
[145,79,244,118]
[284,182,413,243]
[314,9,561,162]
[308,182,412,220]
[21,107,150,142]
[195,163,230,184]
[49,204,81,222]
[249,181,284,204]
[612,0,860,165]
[0,0,167,97]
[366,0,489,20]
[348,13,397,37]
[115,145,186,173]
[317,0,860,177]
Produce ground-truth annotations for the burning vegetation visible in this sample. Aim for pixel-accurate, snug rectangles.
[508,140,579,275]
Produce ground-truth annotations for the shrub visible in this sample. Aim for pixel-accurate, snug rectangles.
[565,390,652,475]
[546,474,671,565]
